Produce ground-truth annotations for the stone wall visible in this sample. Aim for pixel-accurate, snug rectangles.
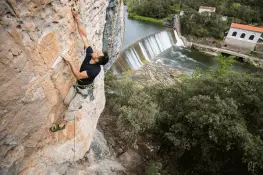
[224,28,262,53]
[0,0,124,174]
[224,37,257,53]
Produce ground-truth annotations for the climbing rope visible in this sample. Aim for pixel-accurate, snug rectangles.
[73,114,76,162]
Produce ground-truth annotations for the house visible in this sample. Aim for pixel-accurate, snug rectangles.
[224,23,263,52]
[198,6,216,14]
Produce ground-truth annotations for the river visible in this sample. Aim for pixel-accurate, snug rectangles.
[117,6,259,74]
[121,6,166,50]
[155,46,260,74]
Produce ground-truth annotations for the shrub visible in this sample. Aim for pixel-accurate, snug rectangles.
[105,55,263,174]
[145,160,162,175]
[105,72,158,144]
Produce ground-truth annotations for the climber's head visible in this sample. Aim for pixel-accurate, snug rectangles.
[91,51,109,65]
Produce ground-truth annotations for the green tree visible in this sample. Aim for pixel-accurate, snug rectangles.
[145,160,162,175]
[105,55,263,174]
[105,72,158,143]
[128,0,179,19]
[153,55,263,174]
[181,10,229,39]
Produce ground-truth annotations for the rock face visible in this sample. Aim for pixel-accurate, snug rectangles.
[64,129,127,175]
[103,0,125,71]
[0,0,124,174]
[131,63,184,86]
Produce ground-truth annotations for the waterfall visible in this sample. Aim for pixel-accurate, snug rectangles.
[139,42,150,62]
[125,48,143,70]
[114,29,182,72]
[174,29,185,47]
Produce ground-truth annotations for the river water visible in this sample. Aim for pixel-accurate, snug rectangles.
[121,6,166,50]
[155,46,259,74]
[117,6,259,74]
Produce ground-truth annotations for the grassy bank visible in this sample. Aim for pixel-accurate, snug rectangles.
[127,6,169,25]
[128,12,164,25]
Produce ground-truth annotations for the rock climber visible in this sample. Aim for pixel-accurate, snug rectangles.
[50,8,109,132]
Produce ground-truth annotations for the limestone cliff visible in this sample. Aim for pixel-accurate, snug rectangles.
[0,0,124,174]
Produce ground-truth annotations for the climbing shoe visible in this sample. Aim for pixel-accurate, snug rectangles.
[49,124,66,132]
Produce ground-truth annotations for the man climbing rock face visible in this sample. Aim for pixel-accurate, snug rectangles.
[50,8,109,132]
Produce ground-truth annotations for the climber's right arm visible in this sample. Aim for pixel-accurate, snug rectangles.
[72,8,89,48]
[66,59,89,80]
[76,18,89,49]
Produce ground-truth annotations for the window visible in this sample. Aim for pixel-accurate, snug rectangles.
[232,31,237,37]
[240,33,246,38]
[249,35,255,40]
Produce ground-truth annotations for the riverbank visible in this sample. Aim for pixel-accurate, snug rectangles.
[191,43,263,69]
[178,27,263,69]
[173,11,263,69]
[127,7,173,26]
[128,13,164,25]
[121,6,166,49]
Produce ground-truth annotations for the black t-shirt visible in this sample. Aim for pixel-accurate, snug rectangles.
[77,46,101,85]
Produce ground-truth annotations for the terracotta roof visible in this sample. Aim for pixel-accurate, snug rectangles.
[199,6,216,10]
[231,23,263,33]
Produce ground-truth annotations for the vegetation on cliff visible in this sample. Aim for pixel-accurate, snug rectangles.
[105,55,263,174]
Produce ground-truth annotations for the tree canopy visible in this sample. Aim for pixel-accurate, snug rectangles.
[127,0,263,38]
[183,0,263,23]
[181,0,263,38]
[127,0,179,19]
[105,55,263,174]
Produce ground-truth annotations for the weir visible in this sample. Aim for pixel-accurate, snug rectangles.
[114,29,184,73]
[113,28,259,74]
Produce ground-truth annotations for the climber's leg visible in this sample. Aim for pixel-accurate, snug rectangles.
[49,86,93,132]
[49,92,85,132]
[64,92,86,122]
[64,85,77,105]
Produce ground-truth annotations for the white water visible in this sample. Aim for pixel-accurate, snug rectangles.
[174,29,185,47]
[121,29,185,70]
[139,42,151,62]
[123,30,178,70]
[155,58,193,73]
[171,50,199,63]
[125,48,142,70]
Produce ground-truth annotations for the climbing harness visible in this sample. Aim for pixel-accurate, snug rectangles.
[73,83,95,100]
